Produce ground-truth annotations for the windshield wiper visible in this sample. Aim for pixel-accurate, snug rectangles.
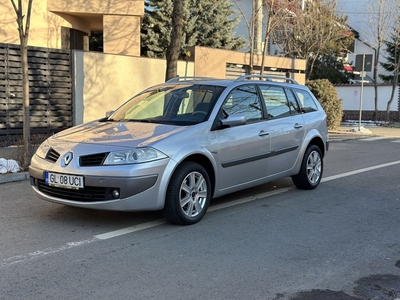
[128,119,154,123]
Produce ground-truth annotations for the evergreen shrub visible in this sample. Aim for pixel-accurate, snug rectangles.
[306,79,343,130]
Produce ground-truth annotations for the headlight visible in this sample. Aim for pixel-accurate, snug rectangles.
[36,140,51,159]
[104,147,168,165]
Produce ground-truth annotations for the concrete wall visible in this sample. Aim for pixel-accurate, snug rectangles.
[335,84,399,111]
[73,51,194,124]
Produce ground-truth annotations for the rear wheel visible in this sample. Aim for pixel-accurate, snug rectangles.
[162,162,211,225]
[292,145,323,190]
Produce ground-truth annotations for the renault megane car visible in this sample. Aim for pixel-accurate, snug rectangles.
[29,75,329,225]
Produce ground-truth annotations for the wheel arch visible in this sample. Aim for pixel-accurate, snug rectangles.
[180,154,216,197]
[308,136,326,158]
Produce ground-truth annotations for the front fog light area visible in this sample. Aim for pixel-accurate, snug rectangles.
[110,189,120,199]
[104,147,167,165]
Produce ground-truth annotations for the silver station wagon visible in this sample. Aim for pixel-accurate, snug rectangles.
[29,75,329,225]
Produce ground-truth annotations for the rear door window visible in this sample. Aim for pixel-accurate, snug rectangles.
[259,85,291,119]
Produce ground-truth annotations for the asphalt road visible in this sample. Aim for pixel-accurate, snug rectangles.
[1,137,400,300]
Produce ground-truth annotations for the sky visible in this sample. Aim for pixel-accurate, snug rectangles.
[233,0,397,62]
[335,0,368,36]
[335,0,398,46]
[233,0,375,44]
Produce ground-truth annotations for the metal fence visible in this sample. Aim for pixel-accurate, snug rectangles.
[0,43,72,143]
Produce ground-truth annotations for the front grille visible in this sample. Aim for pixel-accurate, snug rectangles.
[35,179,115,202]
[80,152,109,166]
[46,148,60,163]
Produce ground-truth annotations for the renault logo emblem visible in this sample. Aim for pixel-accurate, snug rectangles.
[63,152,73,166]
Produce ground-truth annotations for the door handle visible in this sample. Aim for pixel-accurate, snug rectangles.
[294,123,303,129]
[259,130,270,137]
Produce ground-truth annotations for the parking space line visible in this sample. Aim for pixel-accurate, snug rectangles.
[94,219,166,240]
[360,137,387,141]
[208,188,290,212]
[1,238,97,267]
[322,160,400,182]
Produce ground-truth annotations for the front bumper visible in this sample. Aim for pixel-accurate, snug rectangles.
[29,165,157,201]
[28,157,170,211]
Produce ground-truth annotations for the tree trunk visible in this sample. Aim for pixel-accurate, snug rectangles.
[307,54,319,81]
[21,43,30,168]
[386,73,399,122]
[11,0,33,168]
[260,13,271,76]
[248,6,255,74]
[165,0,184,81]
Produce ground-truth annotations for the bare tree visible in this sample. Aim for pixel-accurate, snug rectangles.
[165,0,184,81]
[359,0,398,121]
[10,0,33,168]
[232,0,263,74]
[280,0,352,80]
[260,0,300,75]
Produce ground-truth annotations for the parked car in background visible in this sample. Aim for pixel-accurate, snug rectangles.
[29,75,329,225]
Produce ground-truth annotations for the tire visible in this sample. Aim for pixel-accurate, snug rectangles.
[292,145,323,190]
[162,162,211,225]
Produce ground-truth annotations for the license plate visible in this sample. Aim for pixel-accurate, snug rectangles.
[45,172,84,189]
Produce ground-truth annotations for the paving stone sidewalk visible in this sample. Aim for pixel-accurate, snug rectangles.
[330,125,400,140]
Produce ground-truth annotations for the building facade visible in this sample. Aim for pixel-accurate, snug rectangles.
[0,0,144,56]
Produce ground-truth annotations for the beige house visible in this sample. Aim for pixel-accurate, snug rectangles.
[1,0,143,56]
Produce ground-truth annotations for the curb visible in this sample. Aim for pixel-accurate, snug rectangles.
[0,172,29,184]
[328,131,375,142]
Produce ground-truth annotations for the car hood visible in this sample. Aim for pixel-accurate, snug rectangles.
[51,121,187,148]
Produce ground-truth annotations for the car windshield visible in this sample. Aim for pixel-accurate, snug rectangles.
[108,84,225,125]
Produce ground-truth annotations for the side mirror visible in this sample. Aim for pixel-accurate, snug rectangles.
[220,114,247,128]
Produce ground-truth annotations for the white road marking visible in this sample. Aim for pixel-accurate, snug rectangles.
[360,137,387,141]
[1,238,97,267]
[322,160,400,182]
[94,219,166,240]
[3,160,400,268]
[208,188,290,212]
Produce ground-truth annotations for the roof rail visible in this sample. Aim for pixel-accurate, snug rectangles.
[235,75,298,84]
[166,76,217,83]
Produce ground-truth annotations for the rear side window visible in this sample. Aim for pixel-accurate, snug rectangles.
[259,85,291,118]
[293,89,318,113]
[284,88,301,115]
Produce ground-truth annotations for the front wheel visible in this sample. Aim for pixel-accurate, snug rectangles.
[292,145,323,190]
[162,162,211,225]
